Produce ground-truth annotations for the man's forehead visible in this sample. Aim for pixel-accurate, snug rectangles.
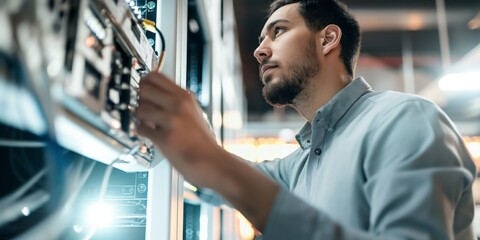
[260,3,301,34]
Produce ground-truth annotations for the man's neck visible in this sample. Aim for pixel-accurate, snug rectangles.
[292,70,352,122]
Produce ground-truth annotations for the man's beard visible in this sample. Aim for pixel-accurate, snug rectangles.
[261,40,320,107]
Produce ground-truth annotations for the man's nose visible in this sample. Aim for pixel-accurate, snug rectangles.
[253,41,272,64]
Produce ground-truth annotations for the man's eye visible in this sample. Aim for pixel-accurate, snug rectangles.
[274,27,285,36]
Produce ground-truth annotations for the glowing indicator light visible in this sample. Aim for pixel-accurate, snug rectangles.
[140,145,148,154]
[86,203,114,227]
[132,58,138,68]
[73,224,83,233]
[85,36,96,48]
[22,207,31,216]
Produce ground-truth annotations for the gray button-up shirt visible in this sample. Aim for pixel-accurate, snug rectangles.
[256,77,476,239]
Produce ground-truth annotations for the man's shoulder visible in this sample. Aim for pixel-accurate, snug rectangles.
[366,90,437,110]
[359,90,445,125]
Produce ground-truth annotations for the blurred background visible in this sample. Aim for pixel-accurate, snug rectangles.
[1,0,480,239]
[235,0,480,122]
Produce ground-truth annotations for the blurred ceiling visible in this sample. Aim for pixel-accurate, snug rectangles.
[232,0,480,122]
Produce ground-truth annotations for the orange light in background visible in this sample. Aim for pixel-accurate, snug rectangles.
[225,141,257,162]
[212,111,223,130]
[407,12,425,31]
[469,13,480,29]
[224,137,299,163]
[236,212,255,240]
[464,136,480,171]
[223,110,243,129]
[85,36,96,48]
[466,137,480,204]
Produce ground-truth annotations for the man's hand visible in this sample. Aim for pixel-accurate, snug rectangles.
[134,72,221,188]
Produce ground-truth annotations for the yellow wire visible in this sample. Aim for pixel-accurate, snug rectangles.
[141,19,165,72]
[141,19,156,33]
[155,51,165,72]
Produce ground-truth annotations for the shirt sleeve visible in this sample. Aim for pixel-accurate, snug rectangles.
[261,99,476,240]
[197,152,300,207]
[252,148,305,189]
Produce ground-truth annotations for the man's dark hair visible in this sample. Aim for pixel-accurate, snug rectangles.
[268,0,361,76]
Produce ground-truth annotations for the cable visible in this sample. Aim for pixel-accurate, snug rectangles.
[98,144,141,208]
[0,167,47,213]
[0,190,50,227]
[0,139,46,148]
[82,144,141,240]
[154,26,166,72]
[141,19,166,72]
[13,160,96,240]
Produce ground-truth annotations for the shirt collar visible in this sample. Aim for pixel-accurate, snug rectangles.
[295,77,373,149]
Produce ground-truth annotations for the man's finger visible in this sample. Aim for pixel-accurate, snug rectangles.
[141,72,185,95]
[136,121,161,141]
[134,100,171,130]
[138,82,177,111]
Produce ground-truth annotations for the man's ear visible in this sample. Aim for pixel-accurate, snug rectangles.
[321,24,342,55]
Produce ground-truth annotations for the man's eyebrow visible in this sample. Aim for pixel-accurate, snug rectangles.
[258,19,290,44]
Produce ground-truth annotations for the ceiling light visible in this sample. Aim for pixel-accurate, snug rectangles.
[438,72,480,91]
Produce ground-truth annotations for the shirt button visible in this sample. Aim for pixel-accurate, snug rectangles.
[314,148,322,155]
